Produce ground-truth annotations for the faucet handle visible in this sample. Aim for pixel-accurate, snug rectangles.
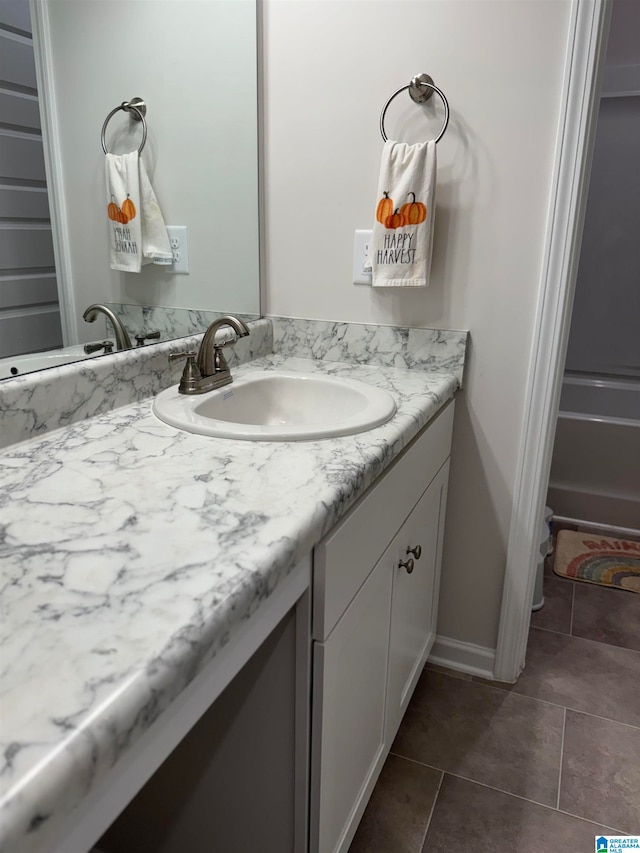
[135,330,161,347]
[170,351,203,395]
[84,340,114,355]
[169,350,198,363]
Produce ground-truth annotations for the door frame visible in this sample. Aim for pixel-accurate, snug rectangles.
[493,0,612,683]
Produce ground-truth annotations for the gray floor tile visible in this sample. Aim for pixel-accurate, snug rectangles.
[530,575,574,634]
[571,582,640,653]
[560,710,640,834]
[505,627,640,727]
[348,756,442,853]
[391,671,564,806]
[423,775,616,853]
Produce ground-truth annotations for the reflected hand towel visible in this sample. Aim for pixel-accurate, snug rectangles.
[105,152,172,272]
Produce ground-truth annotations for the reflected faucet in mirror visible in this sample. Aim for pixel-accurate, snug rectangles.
[135,331,162,347]
[170,315,251,395]
[83,340,114,355]
[82,304,133,351]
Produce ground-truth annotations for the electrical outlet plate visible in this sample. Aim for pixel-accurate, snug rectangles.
[353,229,372,285]
[166,226,189,274]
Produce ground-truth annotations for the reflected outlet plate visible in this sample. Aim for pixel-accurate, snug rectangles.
[166,225,189,274]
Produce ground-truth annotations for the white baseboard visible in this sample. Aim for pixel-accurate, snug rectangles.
[428,635,497,681]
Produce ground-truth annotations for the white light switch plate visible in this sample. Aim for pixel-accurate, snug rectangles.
[353,229,372,285]
[166,225,189,274]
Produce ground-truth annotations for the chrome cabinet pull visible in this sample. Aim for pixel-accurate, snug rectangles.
[406,544,422,560]
[399,558,414,574]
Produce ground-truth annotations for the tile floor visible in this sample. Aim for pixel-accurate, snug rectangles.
[349,547,640,852]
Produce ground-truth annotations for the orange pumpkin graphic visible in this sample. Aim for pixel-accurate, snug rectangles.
[385,208,406,230]
[116,208,129,224]
[121,195,136,221]
[376,191,393,224]
[107,197,120,221]
[400,192,427,224]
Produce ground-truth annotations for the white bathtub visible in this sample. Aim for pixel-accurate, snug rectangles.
[548,372,640,532]
[0,345,95,381]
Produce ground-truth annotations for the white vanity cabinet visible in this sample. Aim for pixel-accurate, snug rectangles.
[310,400,455,853]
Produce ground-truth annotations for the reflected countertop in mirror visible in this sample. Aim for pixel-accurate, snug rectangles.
[0,305,260,381]
[1,0,261,381]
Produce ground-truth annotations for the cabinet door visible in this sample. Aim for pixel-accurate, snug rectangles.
[311,555,392,853]
[386,460,450,742]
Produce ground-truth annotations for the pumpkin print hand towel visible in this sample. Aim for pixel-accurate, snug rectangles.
[368,140,436,287]
[105,152,172,272]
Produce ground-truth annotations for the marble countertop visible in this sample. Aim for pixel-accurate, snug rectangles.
[0,352,459,853]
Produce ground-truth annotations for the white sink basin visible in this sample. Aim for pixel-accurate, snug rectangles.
[152,370,397,441]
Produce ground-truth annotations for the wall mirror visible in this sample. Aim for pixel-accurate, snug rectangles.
[0,0,261,380]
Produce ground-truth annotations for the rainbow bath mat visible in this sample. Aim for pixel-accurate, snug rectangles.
[553,529,640,592]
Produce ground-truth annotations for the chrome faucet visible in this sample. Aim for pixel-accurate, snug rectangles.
[82,304,132,351]
[171,315,250,395]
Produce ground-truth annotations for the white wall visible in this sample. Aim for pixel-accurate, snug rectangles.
[264,0,573,648]
[44,0,260,343]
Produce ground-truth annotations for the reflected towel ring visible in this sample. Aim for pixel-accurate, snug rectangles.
[101,98,147,155]
[380,74,449,144]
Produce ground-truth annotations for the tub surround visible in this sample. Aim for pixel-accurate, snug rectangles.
[0,319,467,853]
[548,372,640,531]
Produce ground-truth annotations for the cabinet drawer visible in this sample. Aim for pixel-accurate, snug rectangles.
[313,399,454,641]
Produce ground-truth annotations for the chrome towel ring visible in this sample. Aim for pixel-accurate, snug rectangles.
[101,97,147,155]
[380,73,449,144]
